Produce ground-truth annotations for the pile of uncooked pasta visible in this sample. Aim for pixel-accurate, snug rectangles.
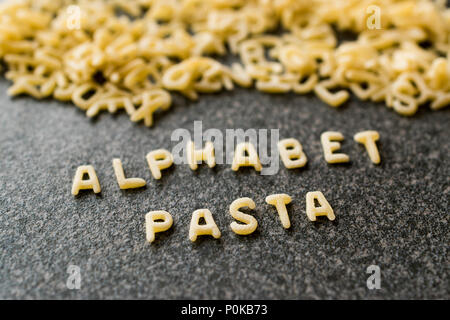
[0,0,449,125]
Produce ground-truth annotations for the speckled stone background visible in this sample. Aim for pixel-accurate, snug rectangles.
[0,69,449,299]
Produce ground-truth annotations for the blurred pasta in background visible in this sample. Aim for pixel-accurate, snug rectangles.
[0,0,449,126]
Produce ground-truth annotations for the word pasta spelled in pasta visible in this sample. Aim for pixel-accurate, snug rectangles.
[1,0,449,125]
[146,193,335,243]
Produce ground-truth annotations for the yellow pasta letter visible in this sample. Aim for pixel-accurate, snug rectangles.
[321,131,350,164]
[71,165,101,196]
[229,197,258,235]
[146,149,173,179]
[189,209,221,242]
[231,142,262,172]
[113,158,146,189]
[354,131,381,164]
[306,191,335,221]
[187,140,216,170]
[145,210,173,243]
[265,194,292,229]
[278,138,307,169]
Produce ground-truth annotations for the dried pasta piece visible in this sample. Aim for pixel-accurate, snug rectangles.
[228,63,252,88]
[321,131,350,164]
[146,149,174,179]
[354,131,381,164]
[189,209,221,242]
[431,92,450,110]
[265,194,292,229]
[278,138,307,169]
[306,191,335,222]
[256,76,292,93]
[162,59,197,91]
[71,165,101,196]
[279,45,317,74]
[229,197,258,235]
[292,73,318,94]
[145,210,173,243]
[87,96,135,118]
[314,80,349,107]
[231,142,262,172]
[186,140,216,170]
[112,158,146,189]
[71,83,102,111]
[130,90,171,127]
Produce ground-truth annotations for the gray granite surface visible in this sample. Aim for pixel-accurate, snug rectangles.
[0,76,448,299]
